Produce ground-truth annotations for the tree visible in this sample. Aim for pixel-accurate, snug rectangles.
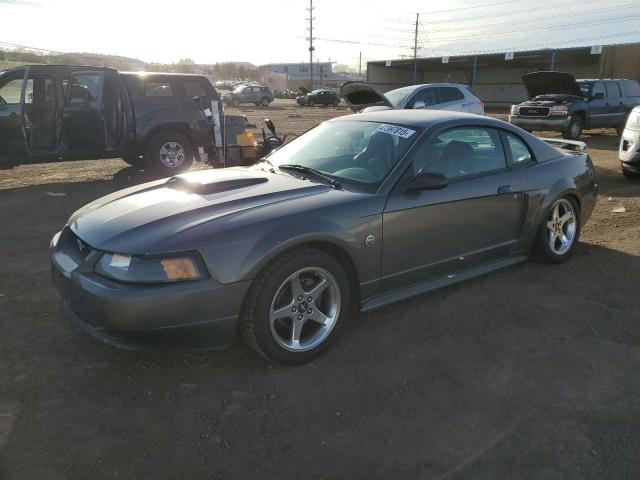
[177,58,195,73]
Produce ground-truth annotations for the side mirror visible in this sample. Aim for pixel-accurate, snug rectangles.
[406,171,448,191]
[413,100,426,109]
[265,118,276,135]
[592,92,605,100]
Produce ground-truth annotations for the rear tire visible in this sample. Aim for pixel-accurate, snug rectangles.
[534,196,580,264]
[232,98,240,107]
[240,247,351,364]
[145,131,193,175]
[562,116,583,140]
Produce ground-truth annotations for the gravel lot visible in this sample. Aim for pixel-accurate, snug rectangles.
[1,100,639,479]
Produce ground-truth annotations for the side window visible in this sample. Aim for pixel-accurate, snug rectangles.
[409,87,437,107]
[144,81,173,97]
[69,73,100,103]
[605,82,621,99]
[183,80,206,99]
[592,82,606,98]
[505,132,533,165]
[412,127,506,180]
[438,87,464,103]
[0,75,26,105]
[622,80,640,97]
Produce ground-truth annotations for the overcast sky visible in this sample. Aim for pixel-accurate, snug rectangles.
[1,0,639,66]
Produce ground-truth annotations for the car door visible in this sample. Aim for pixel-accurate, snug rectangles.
[0,68,27,159]
[23,72,60,156]
[61,71,105,158]
[587,81,609,128]
[381,126,524,292]
[605,81,625,127]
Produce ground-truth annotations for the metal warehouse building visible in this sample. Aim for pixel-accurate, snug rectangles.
[366,42,640,107]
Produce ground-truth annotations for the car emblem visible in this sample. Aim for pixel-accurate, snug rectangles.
[365,234,376,247]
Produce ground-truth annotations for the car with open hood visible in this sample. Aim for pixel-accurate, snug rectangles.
[509,71,640,140]
[340,81,484,115]
[51,109,597,364]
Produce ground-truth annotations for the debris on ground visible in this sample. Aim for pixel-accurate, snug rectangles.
[612,206,627,213]
[45,192,66,197]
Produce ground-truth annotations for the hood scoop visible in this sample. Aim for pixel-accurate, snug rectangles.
[165,175,268,195]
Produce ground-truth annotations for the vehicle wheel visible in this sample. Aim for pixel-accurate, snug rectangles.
[562,116,583,140]
[240,247,351,364]
[622,169,639,179]
[534,196,580,263]
[261,97,269,107]
[232,98,241,107]
[308,100,314,107]
[146,131,193,175]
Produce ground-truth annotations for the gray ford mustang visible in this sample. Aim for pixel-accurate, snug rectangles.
[51,110,597,364]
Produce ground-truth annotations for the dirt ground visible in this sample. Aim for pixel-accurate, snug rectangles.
[1,99,639,479]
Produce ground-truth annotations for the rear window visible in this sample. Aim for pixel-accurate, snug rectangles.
[144,82,173,97]
[622,80,640,97]
[438,87,465,102]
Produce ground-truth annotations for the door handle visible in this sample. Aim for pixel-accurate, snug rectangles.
[498,185,513,194]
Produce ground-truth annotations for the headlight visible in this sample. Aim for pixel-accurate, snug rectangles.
[95,253,203,283]
[510,105,520,116]
[550,105,569,116]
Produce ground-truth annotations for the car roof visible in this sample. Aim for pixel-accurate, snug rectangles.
[329,109,501,129]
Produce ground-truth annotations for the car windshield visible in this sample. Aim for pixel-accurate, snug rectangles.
[311,89,323,94]
[384,85,415,107]
[233,85,246,93]
[262,120,421,190]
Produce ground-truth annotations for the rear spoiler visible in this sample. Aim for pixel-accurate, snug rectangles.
[540,137,587,152]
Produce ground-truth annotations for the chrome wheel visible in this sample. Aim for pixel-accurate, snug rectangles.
[159,141,186,169]
[546,198,577,255]
[269,267,341,352]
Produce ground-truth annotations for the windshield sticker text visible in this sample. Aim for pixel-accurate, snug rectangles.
[376,124,416,138]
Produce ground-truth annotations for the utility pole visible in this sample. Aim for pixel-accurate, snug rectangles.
[307,0,315,90]
[413,13,419,85]
[358,51,362,77]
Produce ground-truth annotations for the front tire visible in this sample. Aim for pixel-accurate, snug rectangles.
[240,247,351,364]
[145,131,193,175]
[562,116,583,140]
[261,97,270,107]
[534,196,580,263]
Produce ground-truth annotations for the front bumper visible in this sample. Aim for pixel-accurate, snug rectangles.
[619,128,640,172]
[509,115,571,131]
[51,231,251,351]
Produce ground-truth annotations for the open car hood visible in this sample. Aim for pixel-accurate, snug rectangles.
[340,81,392,111]
[522,71,583,98]
[298,86,310,95]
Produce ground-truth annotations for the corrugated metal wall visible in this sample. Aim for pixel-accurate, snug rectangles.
[368,44,640,107]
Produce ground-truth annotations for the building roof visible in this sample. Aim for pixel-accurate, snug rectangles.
[261,61,334,67]
[368,42,640,71]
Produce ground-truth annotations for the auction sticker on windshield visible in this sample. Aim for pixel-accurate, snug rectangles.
[376,124,416,138]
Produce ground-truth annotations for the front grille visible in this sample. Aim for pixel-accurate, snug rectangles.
[58,227,94,263]
[519,106,550,117]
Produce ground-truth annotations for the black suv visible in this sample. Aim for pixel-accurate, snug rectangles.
[0,65,224,174]
[509,71,640,139]
[296,88,340,107]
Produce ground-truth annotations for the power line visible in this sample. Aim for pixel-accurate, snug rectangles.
[421,0,604,25]
[429,13,640,42]
[424,2,640,33]
[420,0,526,15]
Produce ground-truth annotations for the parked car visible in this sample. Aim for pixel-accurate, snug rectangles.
[341,81,484,115]
[509,71,640,140]
[223,84,273,107]
[619,105,640,178]
[296,88,340,107]
[0,65,224,174]
[51,109,597,364]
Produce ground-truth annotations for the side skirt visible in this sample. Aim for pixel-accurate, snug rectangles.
[360,255,529,312]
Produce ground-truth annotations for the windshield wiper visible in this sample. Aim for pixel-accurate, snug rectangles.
[278,164,342,189]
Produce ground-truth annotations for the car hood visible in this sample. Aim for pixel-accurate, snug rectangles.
[298,86,310,95]
[340,81,392,111]
[68,168,332,255]
[522,71,583,98]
